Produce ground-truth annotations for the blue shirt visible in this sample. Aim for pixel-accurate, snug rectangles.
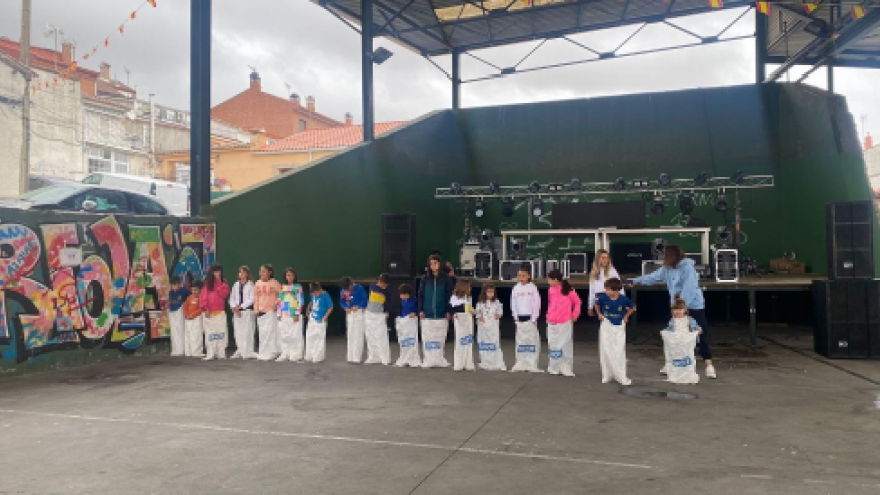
[400,297,418,317]
[632,258,704,310]
[169,288,191,312]
[310,292,333,321]
[596,294,634,325]
[340,284,368,310]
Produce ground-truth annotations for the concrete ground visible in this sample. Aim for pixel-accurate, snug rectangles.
[0,326,878,495]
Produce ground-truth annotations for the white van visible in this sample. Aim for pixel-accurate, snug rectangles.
[82,172,189,216]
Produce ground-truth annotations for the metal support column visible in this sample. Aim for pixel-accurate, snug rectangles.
[755,7,767,84]
[362,0,375,142]
[452,48,461,109]
[190,0,211,217]
[827,0,837,93]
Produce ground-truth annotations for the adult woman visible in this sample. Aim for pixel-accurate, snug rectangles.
[200,264,230,360]
[630,245,716,378]
[418,254,454,368]
[587,249,623,318]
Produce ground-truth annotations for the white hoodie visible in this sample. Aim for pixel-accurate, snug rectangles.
[511,282,541,322]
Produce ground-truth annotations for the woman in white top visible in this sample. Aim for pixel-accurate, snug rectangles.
[587,249,624,318]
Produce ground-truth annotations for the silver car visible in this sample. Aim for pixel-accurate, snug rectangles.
[4,183,170,215]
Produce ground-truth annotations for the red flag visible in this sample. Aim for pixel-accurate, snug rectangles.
[104,37,110,47]
[804,3,818,13]
[852,5,866,18]
[119,24,125,35]
[131,11,137,20]
[83,53,90,60]
[148,0,157,7]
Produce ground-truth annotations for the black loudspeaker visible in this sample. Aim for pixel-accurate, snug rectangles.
[813,280,880,359]
[652,238,666,260]
[715,249,739,283]
[382,213,416,277]
[474,252,495,280]
[610,242,652,276]
[827,202,874,280]
[565,253,588,275]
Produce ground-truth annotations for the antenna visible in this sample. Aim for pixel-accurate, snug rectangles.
[284,81,291,96]
[248,65,257,73]
[124,66,131,86]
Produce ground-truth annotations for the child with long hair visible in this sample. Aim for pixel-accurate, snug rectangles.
[229,266,256,359]
[545,269,581,377]
[340,276,368,364]
[183,281,205,357]
[304,281,333,363]
[200,264,230,360]
[394,283,422,367]
[510,265,543,373]
[476,283,505,371]
[277,268,305,362]
[449,278,476,372]
[255,264,282,361]
[168,275,190,356]
[418,254,454,368]
[594,277,634,386]
[661,295,702,384]
[364,273,392,365]
[588,249,623,318]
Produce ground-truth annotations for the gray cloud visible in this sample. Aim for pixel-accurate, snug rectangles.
[0,0,876,139]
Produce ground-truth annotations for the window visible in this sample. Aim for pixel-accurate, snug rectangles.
[299,119,307,132]
[87,147,112,173]
[113,152,129,174]
[175,163,191,185]
[78,189,129,213]
[130,195,167,215]
[167,110,176,122]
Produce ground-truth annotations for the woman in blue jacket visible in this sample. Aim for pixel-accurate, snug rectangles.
[630,245,716,379]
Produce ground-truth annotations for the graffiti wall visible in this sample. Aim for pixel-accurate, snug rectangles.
[0,208,215,375]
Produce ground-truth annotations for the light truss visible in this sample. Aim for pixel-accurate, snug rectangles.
[434,175,775,199]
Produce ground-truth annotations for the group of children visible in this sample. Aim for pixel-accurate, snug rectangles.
[166,256,707,386]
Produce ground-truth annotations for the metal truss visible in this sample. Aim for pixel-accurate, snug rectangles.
[434,175,775,199]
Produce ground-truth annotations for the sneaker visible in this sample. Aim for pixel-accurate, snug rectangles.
[275,355,289,362]
[706,365,717,379]
[620,378,632,386]
[660,365,669,375]
[548,370,561,376]
[202,356,214,361]
[562,371,576,377]
[231,352,242,359]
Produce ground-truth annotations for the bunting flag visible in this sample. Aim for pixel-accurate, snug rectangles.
[852,5,866,18]
[756,1,770,15]
[709,0,723,8]
[119,24,125,35]
[148,0,157,6]
[83,53,90,60]
[804,3,818,13]
[104,37,110,47]
[131,11,137,20]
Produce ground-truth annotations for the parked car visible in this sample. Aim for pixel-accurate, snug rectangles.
[28,174,81,191]
[3,184,170,215]
[82,172,188,216]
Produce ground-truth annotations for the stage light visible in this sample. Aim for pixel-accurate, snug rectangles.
[632,178,649,188]
[613,177,626,191]
[658,173,672,187]
[695,172,710,186]
[531,198,544,217]
[474,199,485,218]
[678,193,695,215]
[715,190,729,212]
[548,183,564,192]
[570,178,582,191]
[730,171,745,184]
[489,181,500,194]
[371,47,394,65]
[450,182,462,195]
[528,181,541,193]
[502,198,515,217]
[651,194,666,215]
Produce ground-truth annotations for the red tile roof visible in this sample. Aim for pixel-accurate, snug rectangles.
[260,122,407,152]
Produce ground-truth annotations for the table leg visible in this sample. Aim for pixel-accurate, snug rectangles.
[749,288,757,346]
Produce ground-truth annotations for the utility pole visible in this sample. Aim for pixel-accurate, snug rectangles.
[19,0,32,195]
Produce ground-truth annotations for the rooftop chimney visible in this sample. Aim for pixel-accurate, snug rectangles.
[61,41,74,65]
[100,62,110,80]
[867,132,874,151]
[249,71,261,91]
[290,93,301,107]
[345,112,353,126]
[306,95,315,113]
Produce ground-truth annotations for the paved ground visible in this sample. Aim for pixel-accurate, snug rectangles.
[0,326,878,494]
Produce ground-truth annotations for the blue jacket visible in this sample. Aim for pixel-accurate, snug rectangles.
[663,316,701,333]
[632,258,705,310]
[340,284,368,310]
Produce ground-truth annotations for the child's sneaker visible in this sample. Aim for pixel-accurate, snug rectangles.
[548,369,561,376]
[706,365,717,379]
[620,378,632,386]
[275,354,289,363]
[562,371,576,377]
[230,351,242,359]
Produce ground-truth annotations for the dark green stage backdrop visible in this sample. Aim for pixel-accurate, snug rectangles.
[212,84,877,284]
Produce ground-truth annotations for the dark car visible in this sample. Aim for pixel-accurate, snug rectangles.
[5,184,170,215]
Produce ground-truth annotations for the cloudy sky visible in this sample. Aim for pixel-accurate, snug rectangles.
[0,0,877,140]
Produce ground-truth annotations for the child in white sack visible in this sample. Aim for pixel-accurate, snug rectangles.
[660,295,702,384]
[594,277,634,386]
[476,283,505,371]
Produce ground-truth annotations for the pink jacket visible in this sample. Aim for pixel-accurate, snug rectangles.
[546,285,582,324]
[200,280,230,312]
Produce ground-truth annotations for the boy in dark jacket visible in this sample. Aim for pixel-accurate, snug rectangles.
[418,254,454,368]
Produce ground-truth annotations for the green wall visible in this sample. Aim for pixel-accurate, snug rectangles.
[213,83,875,281]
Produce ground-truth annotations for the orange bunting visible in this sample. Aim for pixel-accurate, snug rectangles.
[756,1,770,14]
[119,24,125,35]
[131,11,137,20]
[804,3,818,13]
[148,0,157,7]
[92,47,98,54]
[851,5,866,18]
[104,38,110,47]
[84,53,90,60]
[709,0,723,8]
[70,61,77,71]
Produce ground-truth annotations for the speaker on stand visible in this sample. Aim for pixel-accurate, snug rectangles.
[382,213,416,278]
[827,201,874,280]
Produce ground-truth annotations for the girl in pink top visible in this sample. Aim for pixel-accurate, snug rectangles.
[200,264,231,360]
[545,269,581,377]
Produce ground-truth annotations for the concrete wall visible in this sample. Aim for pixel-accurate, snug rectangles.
[0,58,27,198]
[27,70,84,181]
[0,208,216,375]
